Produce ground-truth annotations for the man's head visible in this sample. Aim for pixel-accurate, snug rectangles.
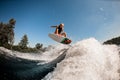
[59,23,64,28]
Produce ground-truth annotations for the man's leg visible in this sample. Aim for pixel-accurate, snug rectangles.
[61,32,67,37]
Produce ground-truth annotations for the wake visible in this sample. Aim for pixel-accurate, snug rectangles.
[43,38,120,80]
[0,38,119,80]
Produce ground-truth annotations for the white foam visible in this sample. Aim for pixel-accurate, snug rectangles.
[0,44,69,61]
[40,44,69,61]
[43,38,120,80]
[0,47,44,60]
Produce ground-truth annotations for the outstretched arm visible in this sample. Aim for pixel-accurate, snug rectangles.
[51,25,58,28]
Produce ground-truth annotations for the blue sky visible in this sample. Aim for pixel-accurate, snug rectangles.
[0,0,120,47]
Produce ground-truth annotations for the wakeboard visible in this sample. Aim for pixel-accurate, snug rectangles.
[48,33,72,44]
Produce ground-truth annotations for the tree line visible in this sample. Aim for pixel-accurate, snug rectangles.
[0,18,46,53]
[103,36,120,46]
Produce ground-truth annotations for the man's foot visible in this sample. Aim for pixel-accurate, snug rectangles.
[64,40,72,44]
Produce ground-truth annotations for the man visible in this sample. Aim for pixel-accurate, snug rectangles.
[51,23,71,44]
[52,23,67,37]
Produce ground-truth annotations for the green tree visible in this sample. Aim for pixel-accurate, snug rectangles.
[0,18,16,47]
[8,18,16,45]
[35,43,43,49]
[18,34,29,49]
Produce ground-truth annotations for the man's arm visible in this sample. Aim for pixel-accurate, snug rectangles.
[54,27,58,34]
[51,25,58,28]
